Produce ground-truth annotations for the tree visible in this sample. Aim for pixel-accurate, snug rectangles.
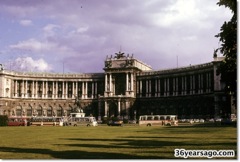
[215,0,237,106]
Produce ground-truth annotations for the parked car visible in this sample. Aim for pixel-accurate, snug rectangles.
[107,120,123,126]
[199,119,205,123]
[128,120,136,124]
[208,118,215,122]
[215,118,222,122]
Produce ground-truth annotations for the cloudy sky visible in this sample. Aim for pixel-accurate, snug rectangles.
[0,0,232,73]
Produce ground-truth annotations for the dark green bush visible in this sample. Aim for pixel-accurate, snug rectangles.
[0,115,8,126]
[123,119,128,124]
[102,116,110,124]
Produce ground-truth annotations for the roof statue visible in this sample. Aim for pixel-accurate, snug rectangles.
[114,51,126,59]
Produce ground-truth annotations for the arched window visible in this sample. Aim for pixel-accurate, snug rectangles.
[16,106,22,116]
[47,107,53,117]
[57,107,63,117]
[37,106,42,116]
[27,107,32,116]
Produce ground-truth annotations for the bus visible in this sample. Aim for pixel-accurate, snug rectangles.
[67,116,98,127]
[29,117,63,126]
[139,115,178,126]
[7,117,28,126]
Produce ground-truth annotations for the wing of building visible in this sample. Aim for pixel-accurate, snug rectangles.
[0,52,236,121]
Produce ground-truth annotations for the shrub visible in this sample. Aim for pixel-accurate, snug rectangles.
[0,115,8,126]
[123,119,128,124]
[102,117,110,124]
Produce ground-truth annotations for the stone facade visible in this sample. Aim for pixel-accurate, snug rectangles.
[0,52,235,120]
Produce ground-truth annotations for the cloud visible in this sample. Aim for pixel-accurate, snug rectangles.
[9,38,57,52]
[19,19,32,26]
[11,57,52,72]
[0,0,233,73]
[43,24,61,36]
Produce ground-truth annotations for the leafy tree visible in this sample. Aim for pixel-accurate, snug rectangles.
[215,0,237,105]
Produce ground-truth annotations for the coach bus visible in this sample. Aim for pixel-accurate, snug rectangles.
[29,117,63,126]
[7,117,28,126]
[67,116,98,127]
[139,115,178,126]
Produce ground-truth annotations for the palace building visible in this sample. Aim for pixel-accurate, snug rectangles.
[0,52,236,120]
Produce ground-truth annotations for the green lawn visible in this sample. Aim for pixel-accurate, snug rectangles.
[0,124,237,159]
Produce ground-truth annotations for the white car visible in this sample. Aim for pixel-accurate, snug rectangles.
[199,119,205,123]
[215,118,222,122]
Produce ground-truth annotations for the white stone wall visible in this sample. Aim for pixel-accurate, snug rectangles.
[0,74,4,97]
[0,74,12,98]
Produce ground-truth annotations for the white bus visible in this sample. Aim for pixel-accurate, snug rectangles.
[67,116,98,127]
[139,115,178,126]
[29,117,63,126]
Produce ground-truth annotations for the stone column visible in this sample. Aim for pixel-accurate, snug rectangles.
[20,81,23,98]
[146,80,148,97]
[72,82,75,98]
[82,82,84,99]
[139,80,142,97]
[118,99,121,117]
[98,99,101,120]
[109,74,112,93]
[76,81,78,97]
[158,79,161,97]
[209,73,212,92]
[206,73,209,93]
[164,79,166,96]
[52,81,55,99]
[126,73,129,91]
[62,81,65,99]
[95,82,97,98]
[192,75,195,94]
[36,81,38,98]
[155,79,158,97]
[14,80,17,97]
[25,80,27,98]
[46,81,48,98]
[190,76,192,94]
[149,80,152,97]
[66,81,68,99]
[105,74,108,92]
[167,78,170,96]
[92,82,94,98]
[42,81,45,98]
[86,81,88,98]
[104,101,108,117]
[32,81,35,98]
[131,73,134,91]
[173,78,175,96]
[182,77,185,95]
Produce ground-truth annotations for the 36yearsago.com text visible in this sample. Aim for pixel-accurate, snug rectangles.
[174,149,235,159]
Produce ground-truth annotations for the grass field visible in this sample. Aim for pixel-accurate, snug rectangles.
[0,124,237,159]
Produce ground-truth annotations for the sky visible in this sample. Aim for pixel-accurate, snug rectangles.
[0,0,232,73]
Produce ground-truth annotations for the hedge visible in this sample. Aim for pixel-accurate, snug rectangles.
[0,115,8,126]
